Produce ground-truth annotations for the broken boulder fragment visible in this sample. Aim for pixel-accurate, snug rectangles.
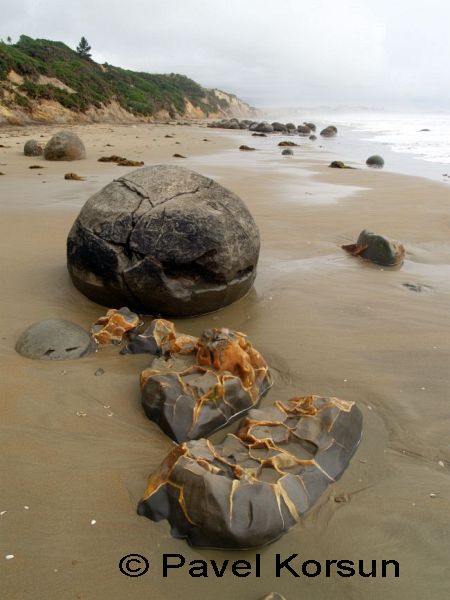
[91,307,140,344]
[140,323,272,442]
[342,229,405,267]
[67,165,260,316]
[138,395,362,548]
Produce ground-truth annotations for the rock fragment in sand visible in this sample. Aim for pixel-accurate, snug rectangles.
[138,394,362,548]
[24,140,43,156]
[342,229,405,267]
[29,165,44,169]
[122,318,198,356]
[173,153,186,158]
[320,125,338,137]
[140,324,272,442]
[44,131,86,161]
[329,161,354,169]
[366,155,384,168]
[67,165,260,316]
[278,141,299,147]
[16,319,95,360]
[64,172,85,180]
[91,307,140,344]
[252,132,267,137]
[402,283,432,292]
[281,148,294,156]
[239,145,256,151]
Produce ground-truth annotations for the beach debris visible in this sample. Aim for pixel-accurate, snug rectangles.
[140,323,272,442]
[260,594,287,600]
[239,145,256,151]
[0,511,6,516]
[342,229,405,267]
[29,165,44,169]
[172,153,186,158]
[76,411,87,417]
[402,283,432,292]
[138,394,362,548]
[438,461,445,468]
[98,155,144,166]
[44,131,86,161]
[366,155,385,168]
[5,555,14,560]
[320,125,338,137]
[281,148,294,156]
[94,368,105,376]
[252,132,267,137]
[329,160,354,169]
[24,139,44,156]
[429,493,438,498]
[91,307,140,345]
[67,165,260,317]
[203,138,209,141]
[90,519,96,525]
[164,134,173,138]
[64,172,85,181]
[0,172,4,175]
[15,319,95,360]
[278,141,299,147]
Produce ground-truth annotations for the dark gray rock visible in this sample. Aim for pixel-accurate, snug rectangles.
[342,229,405,267]
[304,122,316,131]
[281,148,294,156]
[254,121,274,133]
[320,125,337,137]
[366,155,384,168]
[309,134,317,140]
[138,395,362,548]
[24,139,43,156]
[271,122,287,132]
[44,131,86,161]
[67,165,260,317]
[16,319,95,360]
[329,160,353,169]
[297,125,311,135]
[286,122,296,131]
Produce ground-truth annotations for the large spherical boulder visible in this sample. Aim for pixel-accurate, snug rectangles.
[366,154,384,168]
[24,139,43,156]
[297,124,311,135]
[44,131,86,161]
[67,165,260,316]
[16,319,95,360]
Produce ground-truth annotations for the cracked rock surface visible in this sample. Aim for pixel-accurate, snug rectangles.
[138,395,362,548]
[67,165,260,316]
[140,324,273,442]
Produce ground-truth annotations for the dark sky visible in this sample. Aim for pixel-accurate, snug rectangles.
[3,0,450,110]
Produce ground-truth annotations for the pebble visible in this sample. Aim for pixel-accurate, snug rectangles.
[94,368,105,376]
[90,519,96,525]
[76,411,87,417]
[5,555,14,560]
[429,493,438,498]
[438,461,445,468]
[0,510,6,516]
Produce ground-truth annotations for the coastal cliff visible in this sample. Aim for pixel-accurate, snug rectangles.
[0,36,257,125]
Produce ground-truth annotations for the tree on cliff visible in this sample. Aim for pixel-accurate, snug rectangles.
[76,37,91,59]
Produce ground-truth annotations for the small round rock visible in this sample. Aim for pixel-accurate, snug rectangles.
[44,131,86,161]
[16,319,95,360]
[24,140,43,157]
[366,155,384,168]
[281,148,294,156]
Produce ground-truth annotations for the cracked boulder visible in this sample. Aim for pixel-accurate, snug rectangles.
[138,395,362,548]
[66,165,260,316]
[140,325,272,442]
[342,229,405,267]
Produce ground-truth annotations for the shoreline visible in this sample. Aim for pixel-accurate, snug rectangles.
[1,122,449,600]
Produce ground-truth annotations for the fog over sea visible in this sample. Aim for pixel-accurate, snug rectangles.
[273,109,450,182]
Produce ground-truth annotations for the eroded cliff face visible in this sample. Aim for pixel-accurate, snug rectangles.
[0,71,257,125]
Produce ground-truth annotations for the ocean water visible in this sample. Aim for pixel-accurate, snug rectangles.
[275,110,450,183]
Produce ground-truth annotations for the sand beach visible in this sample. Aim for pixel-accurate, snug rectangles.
[1,121,449,599]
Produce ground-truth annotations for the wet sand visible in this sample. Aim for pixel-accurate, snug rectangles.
[1,123,449,600]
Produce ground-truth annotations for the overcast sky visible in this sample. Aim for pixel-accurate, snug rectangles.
[3,0,450,110]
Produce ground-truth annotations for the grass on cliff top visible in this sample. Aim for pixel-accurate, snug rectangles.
[0,35,230,116]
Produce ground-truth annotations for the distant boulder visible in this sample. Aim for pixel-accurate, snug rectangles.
[281,148,294,156]
[329,160,353,169]
[24,139,43,157]
[320,125,337,138]
[286,122,296,131]
[271,122,287,132]
[239,145,256,151]
[366,155,384,168]
[44,131,86,161]
[278,141,299,147]
[254,121,274,133]
[297,125,311,135]
[304,122,316,131]
[342,229,405,267]
[309,134,317,140]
